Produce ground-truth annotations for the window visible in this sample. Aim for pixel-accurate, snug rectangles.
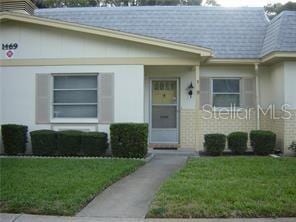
[212,79,240,108]
[53,75,98,118]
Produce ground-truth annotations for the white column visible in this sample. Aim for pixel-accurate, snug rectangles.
[255,63,260,130]
[194,65,201,150]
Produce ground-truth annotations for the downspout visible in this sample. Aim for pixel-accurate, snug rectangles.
[254,63,260,130]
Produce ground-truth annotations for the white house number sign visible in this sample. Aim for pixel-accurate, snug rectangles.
[2,43,18,58]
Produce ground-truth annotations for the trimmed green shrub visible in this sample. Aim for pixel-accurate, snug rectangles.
[30,130,57,156]
[227,132,248,154]
[204,134,226,156]
[289,141,296,153]
[250,130,276,155]
[81,132,108,156]
[57,130,82,156]
[110,123,148,158]
[1,124,28,155]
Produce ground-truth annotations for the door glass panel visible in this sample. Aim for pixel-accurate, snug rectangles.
[152,80,177,104]
[152,106,177,128]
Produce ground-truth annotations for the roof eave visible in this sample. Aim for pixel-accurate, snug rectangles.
[205,58,261,65]
[0,11,212,57]
[261,51,296,64]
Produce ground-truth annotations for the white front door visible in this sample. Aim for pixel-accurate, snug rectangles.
[150,79,179,144]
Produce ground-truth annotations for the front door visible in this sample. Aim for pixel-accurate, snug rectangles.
[150,79,179,144]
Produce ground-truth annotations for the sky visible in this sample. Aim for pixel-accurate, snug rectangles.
[215,0,295,7]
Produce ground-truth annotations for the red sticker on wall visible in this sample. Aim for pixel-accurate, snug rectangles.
[6,50,14,58]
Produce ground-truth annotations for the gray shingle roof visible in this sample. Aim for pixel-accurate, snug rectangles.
[261,11,296,57]
[34,6,295,59]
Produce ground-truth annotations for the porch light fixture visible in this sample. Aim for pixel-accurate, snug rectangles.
[187,82,194,98]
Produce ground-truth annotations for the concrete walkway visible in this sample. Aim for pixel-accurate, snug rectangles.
[77,154,188,218]
[1,213,295,222]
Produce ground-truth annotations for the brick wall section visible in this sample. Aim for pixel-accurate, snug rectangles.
[260,110,285,151]
[180,109,197,148]
[196,110,257,151]
[284,110,296,154]
[179,109,295,154]
[260,109,296,154]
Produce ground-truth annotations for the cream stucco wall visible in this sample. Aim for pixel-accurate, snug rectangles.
[0,19,200,153]
[200,65,257,78]
[259,63,285,109]
[0,21,198,61]
[0,65,144,153]
[284,62,296,109]
[1,19,295,154]
[196,65,257,151]
[0,66,3,151]
[283,62,296,154]
[259,61,296,154]
[144,66,197,147]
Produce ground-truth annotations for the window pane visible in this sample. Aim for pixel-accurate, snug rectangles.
[54,90,97,103]
[152,81,177,104]
[54,76,97,89]
[53,105,97,118]
[213,79,239,93]
[152,106,177,128]
[213,94,240,107]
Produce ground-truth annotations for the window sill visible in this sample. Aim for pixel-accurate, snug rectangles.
[51,118,99,124]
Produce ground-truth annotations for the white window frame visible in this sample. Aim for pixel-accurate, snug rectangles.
[50,73,99,123]
[211,78,241,110]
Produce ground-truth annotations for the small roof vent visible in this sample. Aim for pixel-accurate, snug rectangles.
[0,0,37,15]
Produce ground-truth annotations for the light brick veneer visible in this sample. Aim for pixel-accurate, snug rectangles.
[179,109,295,154]
[260,109,296,154]
[196,110,257,151]
[180,109,197,148]
[260,110,285,150]
[284,110,296,154]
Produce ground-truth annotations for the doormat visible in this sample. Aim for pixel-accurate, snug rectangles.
[153,147,178,150]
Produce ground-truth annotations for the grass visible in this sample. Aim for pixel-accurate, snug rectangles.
[0,158,143,215]
[148,157,296,218]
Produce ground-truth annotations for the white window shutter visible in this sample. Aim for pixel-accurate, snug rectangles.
[36,74,51,124]
[98,73,114,123]
[241,77,256,108]
[200,77,211,108]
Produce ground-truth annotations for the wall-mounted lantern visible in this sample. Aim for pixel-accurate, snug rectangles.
[187,82,194,98]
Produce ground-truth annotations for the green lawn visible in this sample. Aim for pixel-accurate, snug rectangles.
[0,158,143,215]
[148,157,296,218]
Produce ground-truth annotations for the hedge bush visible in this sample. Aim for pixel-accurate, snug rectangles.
[289,141,296,153]
[250,130,276,155]
[1,124,28,155]
[110,123,148,158]
[30,130,57,156]
[227,132,248,154]
[81,132,108,156]
[57,130,82,156]
[204,133,226,156]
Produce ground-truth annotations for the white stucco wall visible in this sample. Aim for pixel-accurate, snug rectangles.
[259,61,296,154]
[200,65,256,78]
[264,63,285,109]
[0,65,144,153]
[0,66,3,151]
[0,21,196,60]
[259,62,296,109]
[284,62,296,109]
